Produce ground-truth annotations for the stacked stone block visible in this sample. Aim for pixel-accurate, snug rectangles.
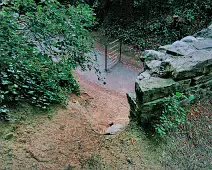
[127,24,212,127]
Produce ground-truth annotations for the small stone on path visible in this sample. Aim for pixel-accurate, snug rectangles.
[105,124,123,135]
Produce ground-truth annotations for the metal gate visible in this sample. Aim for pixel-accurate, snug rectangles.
[105,39,122,72]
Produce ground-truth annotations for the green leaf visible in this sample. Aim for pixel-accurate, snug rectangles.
[2,80,11,85]
[27,91,35,95]
[23,85,29,88]
[176,92,183,99]
[188,95,196,103]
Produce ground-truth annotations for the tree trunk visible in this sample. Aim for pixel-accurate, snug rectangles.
[122,0,134,18]
[97,0,112,19]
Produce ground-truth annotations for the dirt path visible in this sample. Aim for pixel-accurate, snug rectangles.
[75,44,141,130]
[0,76,130,169]
[0,76,135,170]
[0,48,145,169]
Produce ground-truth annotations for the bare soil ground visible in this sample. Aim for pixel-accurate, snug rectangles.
[0,75,161,170]
[0,40,160,170]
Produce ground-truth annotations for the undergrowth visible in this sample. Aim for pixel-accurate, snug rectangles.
[155,93,212,169]
[102,0,212,50]
[162,101,211,169]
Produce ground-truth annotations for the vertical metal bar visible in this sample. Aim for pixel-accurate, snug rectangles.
[119,41,122,62]
[105,44,108,72]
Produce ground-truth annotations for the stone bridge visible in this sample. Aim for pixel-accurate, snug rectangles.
[127,24,212,127]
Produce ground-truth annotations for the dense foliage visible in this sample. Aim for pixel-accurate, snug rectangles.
[99,0,212,50]
[0,0,95,119]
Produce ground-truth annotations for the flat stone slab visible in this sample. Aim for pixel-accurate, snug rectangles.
[168,50,212,80]
[135,77,177,103]
[193,39,212,50]
[194,28,212,38]
[167,45,197,56]
[159,45,173,51]
[159,41,197,56]
[193,73,212,85]
[181,36,198,43]
[205,79,212,88]
[140,98,168,120]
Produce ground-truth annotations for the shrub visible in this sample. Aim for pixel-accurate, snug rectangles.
[0,0,95,119]
[154,92,195,135]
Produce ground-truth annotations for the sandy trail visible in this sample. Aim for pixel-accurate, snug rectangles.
[0,48,140,169]
[76,45,140,130]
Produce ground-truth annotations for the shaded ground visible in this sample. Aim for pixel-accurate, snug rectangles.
[77,42,140,94]
[0,74,161,170]
[0,45,162,170]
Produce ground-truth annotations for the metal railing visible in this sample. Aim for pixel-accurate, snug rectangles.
[105,39,122,72]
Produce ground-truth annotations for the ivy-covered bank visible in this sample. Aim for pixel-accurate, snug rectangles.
[0,0,95,119]
[101,0,212,50]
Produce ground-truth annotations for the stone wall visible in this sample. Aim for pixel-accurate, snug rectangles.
[127,24,212,127]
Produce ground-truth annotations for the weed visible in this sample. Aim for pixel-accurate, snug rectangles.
[154,92,194,135]
[155,93,212,169]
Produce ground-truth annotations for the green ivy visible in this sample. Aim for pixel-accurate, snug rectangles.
[154,92,196,135]
[0,0,95,119]
[102,0,212,50]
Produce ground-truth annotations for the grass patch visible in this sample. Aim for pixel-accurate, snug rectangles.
[161,101,212,169]
[0,103,61,139]
[81,121,163,169]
